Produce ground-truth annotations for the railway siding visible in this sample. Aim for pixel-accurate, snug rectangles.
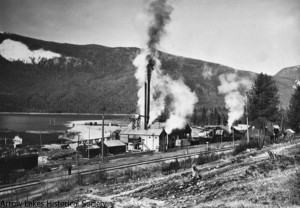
[78,147,234,185]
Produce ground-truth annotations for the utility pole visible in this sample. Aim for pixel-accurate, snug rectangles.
[40,133,43,169]
[280,107,284,132]
[88,126,90,159]
[246,93,250,143]
[233,129,235,147]
[40,133,42,149]
[77,134,80,183]
[221,131,223,149]
[101,107,105,164]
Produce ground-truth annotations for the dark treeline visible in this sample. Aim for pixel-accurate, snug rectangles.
[288,85,300,132]
[191,106,228,126]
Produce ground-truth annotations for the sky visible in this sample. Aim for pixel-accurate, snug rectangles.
[0,0,300,75]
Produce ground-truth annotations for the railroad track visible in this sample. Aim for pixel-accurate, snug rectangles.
[0,180,41,196]
[1,139,299,197]
[0,146,234,194]
[79,147,233,175]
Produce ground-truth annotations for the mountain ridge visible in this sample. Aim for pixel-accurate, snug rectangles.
[0,32,298,113]
[274,65,300,108]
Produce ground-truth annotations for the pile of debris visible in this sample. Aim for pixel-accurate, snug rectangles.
[128,149,298,207]
[40,148,76,161]
[244,151,295,178]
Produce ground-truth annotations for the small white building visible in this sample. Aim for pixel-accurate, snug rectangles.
[13,136,22,148]
[119,128,167,152]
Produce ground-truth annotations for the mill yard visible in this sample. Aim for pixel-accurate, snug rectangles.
[1,136,300,208]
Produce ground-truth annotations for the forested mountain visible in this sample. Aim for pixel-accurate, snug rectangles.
[274,65,300,108]
[0,32,296,114]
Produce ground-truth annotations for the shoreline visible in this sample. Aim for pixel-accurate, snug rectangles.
[0,112,133,116]
[0,129,65,133]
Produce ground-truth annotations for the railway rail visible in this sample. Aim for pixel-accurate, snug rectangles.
[0,180,40,193]
[80,146,233,176]
[1,139,299,199]
[0,146,233,195]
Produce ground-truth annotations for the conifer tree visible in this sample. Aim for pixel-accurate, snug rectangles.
[248,73,280,128]
[288,85,300,132]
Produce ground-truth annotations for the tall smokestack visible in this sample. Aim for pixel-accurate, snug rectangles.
[144,56,155,129]
[144,81,148,129]
[133,0,198,133]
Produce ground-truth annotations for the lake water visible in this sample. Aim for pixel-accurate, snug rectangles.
[0,113,131,145]
[0,113,131,132]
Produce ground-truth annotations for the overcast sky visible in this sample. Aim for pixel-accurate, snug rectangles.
[0,0,299,75]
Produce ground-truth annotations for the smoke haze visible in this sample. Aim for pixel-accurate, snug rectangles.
[218,73,252,130]
[146,0,173,55]
[134,0,198,133]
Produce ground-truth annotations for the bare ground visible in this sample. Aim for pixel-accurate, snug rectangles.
[32,141,300,208]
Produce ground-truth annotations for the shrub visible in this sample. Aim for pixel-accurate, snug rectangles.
[161,159,180,175]
[196,153,221,165]
[289,170,300,205]
[57,180,76,192]
[233,139,263,156]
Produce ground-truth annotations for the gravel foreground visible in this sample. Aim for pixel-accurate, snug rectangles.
[17,141,300,208]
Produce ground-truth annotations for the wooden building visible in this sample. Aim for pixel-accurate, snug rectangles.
[120,128,167,152]
[98,140,126,156]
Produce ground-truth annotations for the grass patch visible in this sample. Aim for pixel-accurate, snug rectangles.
[161,159,180,175]
[289,170,300,205]
[57,179,76,193]
[196,153,221,165]
[233,139,263,156]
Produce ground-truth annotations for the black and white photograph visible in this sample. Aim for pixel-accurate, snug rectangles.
[0,0,300,207]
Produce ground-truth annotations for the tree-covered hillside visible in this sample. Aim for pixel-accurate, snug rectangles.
[0,32,257,114]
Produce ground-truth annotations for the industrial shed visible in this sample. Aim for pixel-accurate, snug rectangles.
[203,125,232,143]
[190,126,207,145]
[120,128,167,152]
[167,124,192,148]
[77,144,101,158]
[98,140,126,156]
[0,154,38,173]
[0,154,38,183]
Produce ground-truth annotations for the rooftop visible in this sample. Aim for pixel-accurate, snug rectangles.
[104,140,126,147]
[120,128,165,136]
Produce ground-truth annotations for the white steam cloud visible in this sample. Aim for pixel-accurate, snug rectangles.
[218,73,252,131]
[133,0,198,133]
[134,50,198,133]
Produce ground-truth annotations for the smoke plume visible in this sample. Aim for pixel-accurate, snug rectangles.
[218,73,252,131]
[146,0,173,55]
[134,0,198,133]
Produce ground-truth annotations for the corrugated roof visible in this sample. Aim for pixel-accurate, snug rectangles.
[285,129,295,134]
[104,140,126,147]
[120,128,164,136]
[87,144,100,149]
[204,125,231,134]
[232,125,250,133]
[191,127,203,137]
